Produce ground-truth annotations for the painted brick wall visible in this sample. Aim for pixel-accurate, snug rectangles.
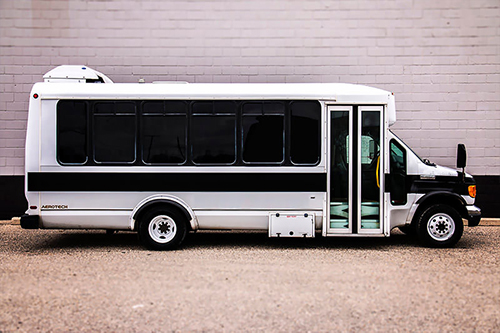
[1,0,499,176]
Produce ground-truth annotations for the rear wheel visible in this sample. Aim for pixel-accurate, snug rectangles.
[138,207,188,251]
[416,204,463,248]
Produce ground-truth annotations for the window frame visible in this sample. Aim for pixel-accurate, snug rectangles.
[241,101,286,165]
[289,100,321,166]
[56,100,89,166]
[190,101,238,166]
[92,101,138,165]
[55,99,322,167]
[140,100,188,166]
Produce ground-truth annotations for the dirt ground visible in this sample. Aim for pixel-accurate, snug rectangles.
[1,224,499,332]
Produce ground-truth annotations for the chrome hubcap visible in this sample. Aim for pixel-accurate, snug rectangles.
[148,215,177,243]
[427,213,455,241]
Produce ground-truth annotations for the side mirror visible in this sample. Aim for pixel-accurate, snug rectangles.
[457,144,467,169]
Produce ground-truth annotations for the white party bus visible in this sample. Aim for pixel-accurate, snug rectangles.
[21,66,481,250]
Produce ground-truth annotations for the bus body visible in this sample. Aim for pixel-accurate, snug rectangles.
[21,66,481,249]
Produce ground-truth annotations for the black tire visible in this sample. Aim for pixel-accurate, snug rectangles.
[398,225,416,237]
[137,207,188,251]
[416,204,463,248]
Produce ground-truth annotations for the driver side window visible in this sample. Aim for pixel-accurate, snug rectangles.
[390,140,407,205]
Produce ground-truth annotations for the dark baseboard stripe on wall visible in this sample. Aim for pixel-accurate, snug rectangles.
[473,175,499,219]
[0,176,27,220]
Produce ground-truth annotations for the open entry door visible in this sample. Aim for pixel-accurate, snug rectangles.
[326,105,384,236]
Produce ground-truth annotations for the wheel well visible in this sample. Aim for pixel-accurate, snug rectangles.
[133,201,192,231]
[411,193,467,227]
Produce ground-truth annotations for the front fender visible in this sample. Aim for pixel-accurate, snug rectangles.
[415,191,467,206]
[408,191,468,225]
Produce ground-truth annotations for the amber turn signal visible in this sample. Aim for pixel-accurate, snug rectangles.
[468,185,476,198]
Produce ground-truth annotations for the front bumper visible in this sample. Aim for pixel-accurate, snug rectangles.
[466,205,481,227]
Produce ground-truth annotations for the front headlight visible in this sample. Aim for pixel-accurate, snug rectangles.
[468,185,476,198]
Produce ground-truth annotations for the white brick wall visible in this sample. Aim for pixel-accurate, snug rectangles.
[1,0,499,175]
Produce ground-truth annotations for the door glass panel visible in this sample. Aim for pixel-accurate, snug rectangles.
[330,111,350,229]
[360,111,380,229]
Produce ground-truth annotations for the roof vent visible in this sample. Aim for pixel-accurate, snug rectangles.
[43,65,113,84]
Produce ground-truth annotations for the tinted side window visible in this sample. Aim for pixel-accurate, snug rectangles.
[56,99,322,167]
[93,102,136,163]
[242,102,285,164]
[142,101,187,164]
[57,100,88,164]
[191,101,236,164]
[290,101,320,164]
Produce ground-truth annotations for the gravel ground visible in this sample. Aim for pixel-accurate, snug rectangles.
[0,224,499,332]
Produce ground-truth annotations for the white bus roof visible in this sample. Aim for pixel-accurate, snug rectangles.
[32,66,397,124]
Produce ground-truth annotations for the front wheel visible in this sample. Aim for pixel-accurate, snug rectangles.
[416,204,463,248]
[138,207,188,251]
